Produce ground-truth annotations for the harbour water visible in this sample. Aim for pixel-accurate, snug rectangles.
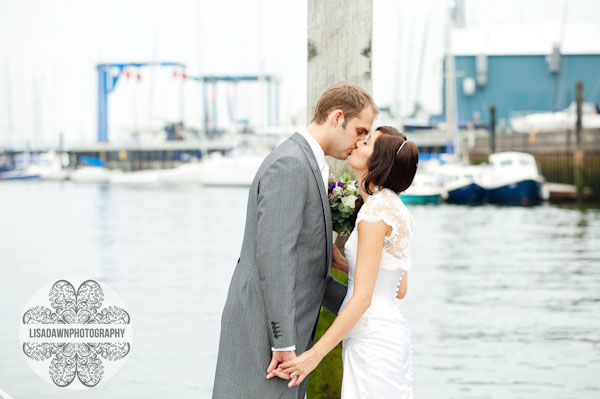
[0,181,599,398]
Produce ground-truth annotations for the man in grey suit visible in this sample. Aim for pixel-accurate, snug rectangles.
[212,82,378,399]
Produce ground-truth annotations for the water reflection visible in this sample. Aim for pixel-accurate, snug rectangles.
[0,181,598,398]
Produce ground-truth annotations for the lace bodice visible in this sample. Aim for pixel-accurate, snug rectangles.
[339,187,415,314]
[354,186,414,271]
[338,187,415,397]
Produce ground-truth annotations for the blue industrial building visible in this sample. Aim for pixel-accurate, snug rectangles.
[443,24,600,125]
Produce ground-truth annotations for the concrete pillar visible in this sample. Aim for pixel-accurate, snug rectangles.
[307,0,373,120]
[306,3,373,398]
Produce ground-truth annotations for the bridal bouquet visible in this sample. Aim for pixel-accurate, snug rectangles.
[328,173,361,237]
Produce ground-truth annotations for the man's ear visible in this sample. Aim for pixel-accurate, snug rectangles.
[330,109,344,128]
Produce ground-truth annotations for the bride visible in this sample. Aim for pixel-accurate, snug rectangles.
[275,125,418,398]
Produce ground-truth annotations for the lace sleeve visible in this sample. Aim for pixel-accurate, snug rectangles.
[356,188,414,270]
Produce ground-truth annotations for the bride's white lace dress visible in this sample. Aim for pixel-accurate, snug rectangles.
[338,186,415,399]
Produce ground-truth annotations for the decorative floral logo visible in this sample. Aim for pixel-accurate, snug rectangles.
[20,278,132,389]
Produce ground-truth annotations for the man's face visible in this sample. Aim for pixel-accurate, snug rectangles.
[330,106,375,160]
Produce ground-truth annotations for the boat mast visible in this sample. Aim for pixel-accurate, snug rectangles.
[444,0,460,157]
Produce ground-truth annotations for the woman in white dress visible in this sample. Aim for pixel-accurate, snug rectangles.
[278,126,419,398]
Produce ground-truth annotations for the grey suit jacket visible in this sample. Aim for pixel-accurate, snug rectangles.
[212,133,348,399]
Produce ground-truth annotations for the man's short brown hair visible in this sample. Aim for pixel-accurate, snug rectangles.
[311,82,378,128]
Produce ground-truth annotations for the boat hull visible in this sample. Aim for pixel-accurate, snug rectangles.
[400,194,441,205]
[484,179,542,205]
[447,183,486,204]
[0,171,41,181]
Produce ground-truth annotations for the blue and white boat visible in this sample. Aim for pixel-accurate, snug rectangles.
[418,155,485,205]
[434,164,486,204]
[0,169,40,181]
[476,152,544,205]
[0,153,40,181]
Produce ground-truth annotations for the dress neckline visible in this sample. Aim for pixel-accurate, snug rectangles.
[365,186,389,201]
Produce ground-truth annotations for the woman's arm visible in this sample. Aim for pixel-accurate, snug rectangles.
[275,220,389,387]
[396,271,408,299]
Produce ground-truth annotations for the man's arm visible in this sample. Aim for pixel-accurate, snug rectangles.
[322,275,347,315]
[256,155,307,349]
[322,245,349,315]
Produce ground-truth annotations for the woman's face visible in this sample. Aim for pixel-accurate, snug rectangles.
[346,129,382,172]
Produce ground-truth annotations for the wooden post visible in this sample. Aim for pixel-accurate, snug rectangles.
[574,81,585,202]
[307,0,372,116]
[489,105,496,154]
[307,1,372,397]
[307,0,373,177]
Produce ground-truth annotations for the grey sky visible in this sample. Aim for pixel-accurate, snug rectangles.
[1,0,598,145]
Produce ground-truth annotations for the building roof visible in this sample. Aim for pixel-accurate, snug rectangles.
[451,23,600,56]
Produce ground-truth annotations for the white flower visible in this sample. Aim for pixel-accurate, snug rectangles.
[333,186,343,196]
[341,194,358,209]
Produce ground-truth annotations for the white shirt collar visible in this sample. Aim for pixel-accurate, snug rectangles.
[297,129,326,171]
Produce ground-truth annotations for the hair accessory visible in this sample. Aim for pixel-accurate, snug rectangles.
[396,140,408,155]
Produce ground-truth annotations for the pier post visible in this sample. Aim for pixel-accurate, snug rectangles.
[307,0,373,118]
[574,81,585,202]
[307,1,372,397]
[307,0,373,180]
[489,105,496,154]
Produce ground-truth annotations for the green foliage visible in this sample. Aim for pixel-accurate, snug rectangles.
[307,268,349,399]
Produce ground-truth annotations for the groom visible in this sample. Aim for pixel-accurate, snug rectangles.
[212,82,378,399]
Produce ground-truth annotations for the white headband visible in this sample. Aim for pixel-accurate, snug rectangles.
[396,140,408,155]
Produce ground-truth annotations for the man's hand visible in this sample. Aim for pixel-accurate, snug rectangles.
[266,350,296,381]
[332,245,349,274]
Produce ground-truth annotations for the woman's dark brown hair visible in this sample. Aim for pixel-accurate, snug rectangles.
[349,126,419,228]
[362,126,419,195]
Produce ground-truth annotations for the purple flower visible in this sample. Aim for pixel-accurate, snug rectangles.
[336,182,344,187]
[328,183,336,195]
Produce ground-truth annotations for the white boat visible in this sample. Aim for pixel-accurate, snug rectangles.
[69,166,119,183]
[195,152,265,187]
[158,163,205,184]
[110,169,162,185]
[26,152,70,181]
[475,152,544,205]
[510,102,600,133]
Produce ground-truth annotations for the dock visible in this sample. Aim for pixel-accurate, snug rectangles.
[544,182,594,201]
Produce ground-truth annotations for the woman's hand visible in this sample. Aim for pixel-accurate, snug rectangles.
[277,348,323,388]
[332,245,349,274]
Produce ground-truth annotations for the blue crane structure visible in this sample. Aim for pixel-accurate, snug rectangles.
[96,62,185,143]
[186,74,280,136]
[97,62,280,143]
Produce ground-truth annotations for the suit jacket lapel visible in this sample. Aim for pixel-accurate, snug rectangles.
[289,133,332,272]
